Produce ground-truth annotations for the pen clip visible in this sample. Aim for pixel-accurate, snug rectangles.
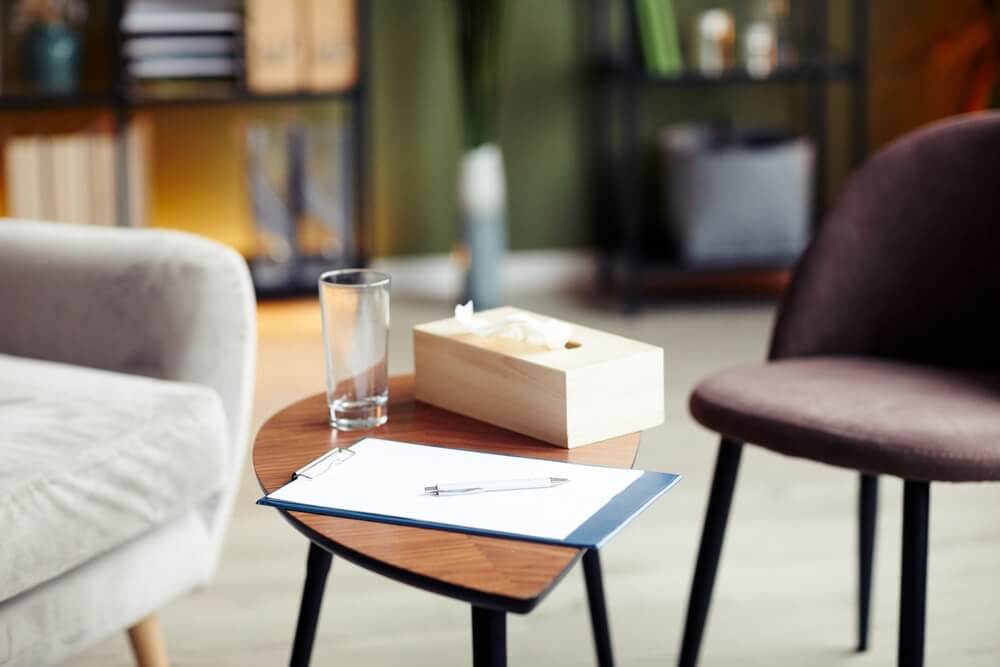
[293,448,355,480]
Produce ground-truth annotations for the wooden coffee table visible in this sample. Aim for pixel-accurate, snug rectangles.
[254,375,641,667]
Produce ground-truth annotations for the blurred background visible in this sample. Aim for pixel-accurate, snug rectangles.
[4,0,1000,664]
[3,0,996,303]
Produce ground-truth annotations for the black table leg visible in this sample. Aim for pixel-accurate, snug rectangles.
[472,606,507,667]
[583,549,615,666]
[290,542,333,667]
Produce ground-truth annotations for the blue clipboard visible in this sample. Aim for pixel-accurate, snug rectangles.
[258,438,680,550]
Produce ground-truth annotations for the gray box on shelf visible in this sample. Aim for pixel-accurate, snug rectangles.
[660,125,814,264]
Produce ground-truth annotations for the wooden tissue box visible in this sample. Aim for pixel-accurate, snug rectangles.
[413,307,664,448]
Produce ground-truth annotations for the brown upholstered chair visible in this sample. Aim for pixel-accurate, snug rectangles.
[677,112,1000,667]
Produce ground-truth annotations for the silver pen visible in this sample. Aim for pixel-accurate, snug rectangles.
[424,477,570,496]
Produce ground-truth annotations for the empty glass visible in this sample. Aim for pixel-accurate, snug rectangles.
[318,269,390,430]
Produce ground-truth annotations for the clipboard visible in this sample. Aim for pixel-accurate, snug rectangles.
[258,437,680,549]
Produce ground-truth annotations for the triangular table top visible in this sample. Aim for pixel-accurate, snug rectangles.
[253,375,641,613]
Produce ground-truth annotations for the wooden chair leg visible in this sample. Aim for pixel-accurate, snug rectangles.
[898,481,930,667]
[127,613,169,667]
[858,473,879,651]
[678,437,744,667]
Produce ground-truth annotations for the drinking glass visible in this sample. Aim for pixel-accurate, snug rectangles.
[318,269,390,430]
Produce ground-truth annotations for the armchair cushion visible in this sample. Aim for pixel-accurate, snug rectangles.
[0,353,229,603]
[690,356,1000,482]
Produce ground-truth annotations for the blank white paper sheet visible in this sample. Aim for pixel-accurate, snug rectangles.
[265,437,644,542]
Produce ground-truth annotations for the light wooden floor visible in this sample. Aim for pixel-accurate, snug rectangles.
[72,295,1000,666]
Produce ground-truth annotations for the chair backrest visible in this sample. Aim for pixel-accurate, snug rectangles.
[769,112,1000,369]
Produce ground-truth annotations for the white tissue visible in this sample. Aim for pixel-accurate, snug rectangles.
[455,301,572,351]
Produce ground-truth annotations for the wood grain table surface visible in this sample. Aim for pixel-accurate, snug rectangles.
[253,375,641,613]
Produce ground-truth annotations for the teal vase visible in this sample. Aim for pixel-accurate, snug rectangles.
[459,143,508,309]
[21,22,82,94]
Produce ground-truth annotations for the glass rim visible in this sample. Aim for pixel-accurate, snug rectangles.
[318,269,391,289]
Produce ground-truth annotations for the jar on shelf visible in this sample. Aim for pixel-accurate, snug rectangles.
[692,9,735,77]
[11,0,88,94]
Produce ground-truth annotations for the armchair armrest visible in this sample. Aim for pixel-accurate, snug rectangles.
[0,220,256,457]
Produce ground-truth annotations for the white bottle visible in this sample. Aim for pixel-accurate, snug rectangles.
[694,9,735,77]
[745,22,777,79]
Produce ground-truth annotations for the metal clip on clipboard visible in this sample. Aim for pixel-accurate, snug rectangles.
[292,448,356,480]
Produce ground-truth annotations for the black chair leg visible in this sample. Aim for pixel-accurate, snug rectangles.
[898,481,930,667]
[678,437,744,667]
[471,606,507,667]
[290,542,333,667]
[858,473,879,651]
[583,549,614,667]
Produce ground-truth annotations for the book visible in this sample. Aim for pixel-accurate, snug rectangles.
[124,36,237,60]
[65,135,92,225]
[50,136,73,223]
[35,138,56,222]
[297,0,358,92]
[636,0,668,75]
[245,121,297,288]
[4,137,40,219]
[297,118,355,283]
[123,10,240,33]
[89,134,118,226]
[122,0,241,34]
[126,120,152,227]
[245,0,299,93]
[5,131,129,226]
[635,0,683,77]
[121,1,242,97]
[660,0,683,74]
[4,136,77,222]
[6,138,25,218]
[128,57,239,79]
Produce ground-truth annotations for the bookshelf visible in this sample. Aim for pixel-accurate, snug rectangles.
[0,0,371,298]
[591,0,868,313]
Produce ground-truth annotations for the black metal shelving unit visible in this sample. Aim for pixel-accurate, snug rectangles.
[591,0,868,313]
[0,0,371,298]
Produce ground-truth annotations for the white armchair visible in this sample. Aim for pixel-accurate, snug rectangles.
[0,221,256,665]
